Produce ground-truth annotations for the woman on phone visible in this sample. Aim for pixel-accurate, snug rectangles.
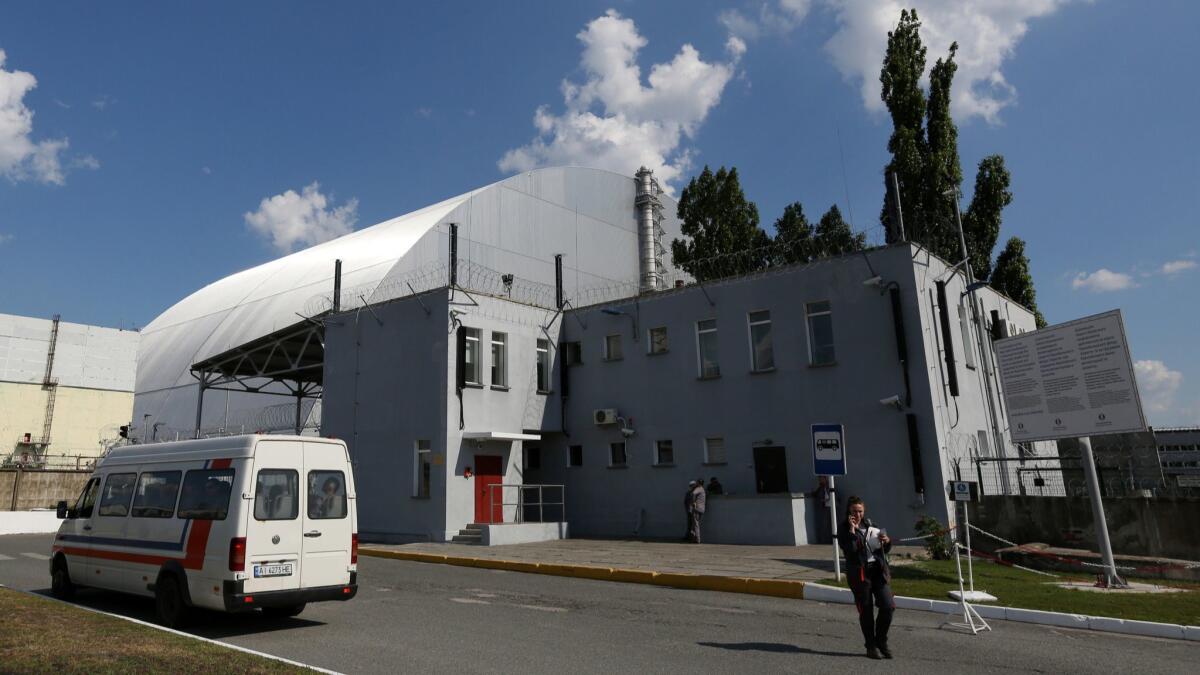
[836,496,895,659]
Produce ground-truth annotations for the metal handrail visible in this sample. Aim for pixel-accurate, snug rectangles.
[486,483,565,525]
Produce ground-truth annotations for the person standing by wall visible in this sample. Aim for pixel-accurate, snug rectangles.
[689,480,707,543]
[682,481,695,541]
[836,496,895,659]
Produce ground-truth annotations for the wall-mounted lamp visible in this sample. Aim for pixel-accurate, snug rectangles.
[463,466,473,479]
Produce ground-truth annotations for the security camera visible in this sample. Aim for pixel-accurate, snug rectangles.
[862,275,884,288]
[879,394,903,409]
[620,427,636,439]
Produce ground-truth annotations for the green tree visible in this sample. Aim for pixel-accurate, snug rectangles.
[814,205,866,257]
[922,42,963,262]
[962,155,1013,281]
[880,9,928,246]
[671,166,771,281]
[991,237,1047,327]
[772,202,817,264]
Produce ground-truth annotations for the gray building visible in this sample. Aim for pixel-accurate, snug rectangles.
[137,166,1050,545]
[1155,427,1200,489]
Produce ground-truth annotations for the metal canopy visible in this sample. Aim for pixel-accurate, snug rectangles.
[188,318,325,436]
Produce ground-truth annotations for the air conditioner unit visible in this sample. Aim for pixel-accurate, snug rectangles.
[594,409,618,425]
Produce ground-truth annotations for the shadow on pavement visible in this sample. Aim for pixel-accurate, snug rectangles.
[697,641,861,658]
[30,588,326,638]
[772,558,838,573]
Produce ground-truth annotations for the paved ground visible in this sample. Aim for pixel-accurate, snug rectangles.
[2,534,1194,674]
[363,538,925,580]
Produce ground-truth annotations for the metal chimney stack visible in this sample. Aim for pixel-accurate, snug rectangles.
[635,167,661,293]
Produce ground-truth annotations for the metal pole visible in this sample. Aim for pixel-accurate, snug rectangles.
[294,392,304,435]
[193,375,206,439]
[1080,436,1125,587]
[964,501,975,592]
[829,475,841,581]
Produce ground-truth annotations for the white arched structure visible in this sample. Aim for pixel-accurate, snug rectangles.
[134,167,682,434]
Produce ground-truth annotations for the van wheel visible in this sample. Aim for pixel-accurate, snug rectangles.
[155,575,189,628]
[263,603,306,619]
[50,558,75,599]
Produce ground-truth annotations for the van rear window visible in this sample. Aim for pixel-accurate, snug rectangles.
[131,471,182,518]
[98,473,137,517]
[177,469,235,520]
[308,471,347,519]
[255,470,299,521]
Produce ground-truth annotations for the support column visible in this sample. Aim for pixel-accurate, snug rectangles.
[1080,436,1126,587]
[294,391,305,435]
[193,374,207,439]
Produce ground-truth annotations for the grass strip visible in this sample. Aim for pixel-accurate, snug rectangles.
[0,588,308,674]
[822,559,1200,626]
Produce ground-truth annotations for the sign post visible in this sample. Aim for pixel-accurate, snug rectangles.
[812,424,846,582]
[994,309,1146,588]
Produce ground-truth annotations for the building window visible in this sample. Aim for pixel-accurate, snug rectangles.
[525,446,541,470]
[462,327,482,385]
[648,326,669,354]
[604,334,623,361]
[562,341,583,365]
[414,440,431,498]
[490,332,508,387]
[609,442,627,467]
[806,301,836,366]
[704,436,726,465]
[568,445,583,467]
[696,319,720,378]
[536,339,551,392]
[747,310,775,371]
[958,306,976,369]
[655,440,674,466]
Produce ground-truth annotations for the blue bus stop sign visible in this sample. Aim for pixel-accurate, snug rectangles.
[812,423,846,476]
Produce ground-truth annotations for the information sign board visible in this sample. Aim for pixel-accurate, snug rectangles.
[995,310,1146,442]
[812,424,846,476]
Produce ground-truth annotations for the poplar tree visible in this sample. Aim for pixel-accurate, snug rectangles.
[814,205,866,257]
[962,156,1012,281]
[991,237,1047,327]
[772,202,817,264]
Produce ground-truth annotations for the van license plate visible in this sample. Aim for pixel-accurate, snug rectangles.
[253,563,294,578]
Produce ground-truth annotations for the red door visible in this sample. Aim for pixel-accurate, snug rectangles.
[474,455,504,524]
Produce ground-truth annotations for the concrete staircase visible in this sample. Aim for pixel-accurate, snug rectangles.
[451,524,484,544]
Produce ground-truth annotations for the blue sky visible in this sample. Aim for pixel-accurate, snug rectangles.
[1,1,1196,424]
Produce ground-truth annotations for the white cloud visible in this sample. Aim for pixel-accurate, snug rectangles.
[1134,360,1183,417]
[0,49,69,184]
[1071,268,1136,293]
[91,94,115,110]
[499,10,741,193]
[823,1,1082,124]
[415,107,432,118]
[70,154,100,170]
[244,182,358,254]
[1161,259,1197,275]
[0,233,12,246]
[720,0,812,41]
[201,166,212,175]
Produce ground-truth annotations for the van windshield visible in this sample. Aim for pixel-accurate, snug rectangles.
[177,469,235,520]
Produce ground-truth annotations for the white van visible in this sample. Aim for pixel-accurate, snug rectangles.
[49,434,358,626]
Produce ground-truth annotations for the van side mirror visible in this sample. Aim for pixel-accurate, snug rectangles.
[56,501,69,519]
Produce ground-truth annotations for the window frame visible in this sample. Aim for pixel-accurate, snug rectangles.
[130,470,182,519]
[562,341,583,366]
[254,468,299,521]
[805,301,836,366]
[703,436,727,465]
[647,326,669,355]
[746,309,775,372]
[462,327,482,386]
[654,439,675,466]
[608,441,628,468]
[603,333,624,361]
[414,439,432,498]
[536,339,552,393]
[490,331,508,388]
[567,445,583,468]
[695,319,720,379]
[97,472,138,518]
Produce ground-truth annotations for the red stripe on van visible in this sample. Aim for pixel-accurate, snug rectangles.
[181,458,232,570]
[58,546,171,567]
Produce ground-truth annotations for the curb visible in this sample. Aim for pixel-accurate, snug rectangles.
[801,582,1199,642]
[360,548,806,600]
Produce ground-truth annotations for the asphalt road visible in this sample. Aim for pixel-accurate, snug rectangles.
[1,533,1194,674]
